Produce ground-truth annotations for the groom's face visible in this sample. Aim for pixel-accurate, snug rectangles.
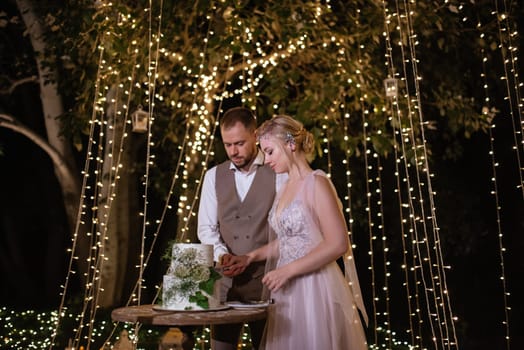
[221,121,258,172]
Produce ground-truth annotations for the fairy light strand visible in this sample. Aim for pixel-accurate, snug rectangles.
[361,114,394,349]
[342,109,355,240]
[362,109,381,348]
[383,0,461,347]
[374,153,394,349]
[492,0,524,198]
[136,0,157,308]
[52,2,165,348]
[383,3,427,348]
[397,6,449,348]
[403,2,460,348]
[98,74,141,347]
[476,6,512,348]
[85,103,109,346]
[348,5,394,348]
[381,2,420,347]
[486,80,512,350]
[85,63,139,345]
[177,29,218,242]
[49,33,110,348]
[390,5,439,346]
[403,1,459,346]
[134,0,163,312]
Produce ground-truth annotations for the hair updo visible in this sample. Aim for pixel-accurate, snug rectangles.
[256,114,315,155]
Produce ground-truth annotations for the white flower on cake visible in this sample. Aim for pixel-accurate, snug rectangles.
[162,243,221,310]
[191,265,211,282]
[173,265,191,278]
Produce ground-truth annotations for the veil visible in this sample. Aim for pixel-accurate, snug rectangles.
[261,223,279,301]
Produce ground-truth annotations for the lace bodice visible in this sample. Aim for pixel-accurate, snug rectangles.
[269,200,312,266]
[269,194,319,266]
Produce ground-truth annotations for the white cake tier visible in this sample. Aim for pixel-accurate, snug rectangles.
[169,243,213,271]
[162,243,219,310]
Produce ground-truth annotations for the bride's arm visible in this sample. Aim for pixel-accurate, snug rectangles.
[262,175,349,291]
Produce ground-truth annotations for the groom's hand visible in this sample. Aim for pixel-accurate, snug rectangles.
[221,254,249,277]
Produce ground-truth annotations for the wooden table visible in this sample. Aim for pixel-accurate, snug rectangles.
[111,304,267,349]
[111,303,267,326]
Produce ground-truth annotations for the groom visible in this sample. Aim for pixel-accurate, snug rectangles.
[197,106,284,350]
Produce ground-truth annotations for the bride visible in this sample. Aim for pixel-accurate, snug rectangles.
[224,114,368,350]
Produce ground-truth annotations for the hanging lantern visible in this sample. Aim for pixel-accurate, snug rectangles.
[132,105,149,133]
[384,77,398,98]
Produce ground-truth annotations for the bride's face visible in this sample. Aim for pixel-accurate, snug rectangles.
[260,135,290,173]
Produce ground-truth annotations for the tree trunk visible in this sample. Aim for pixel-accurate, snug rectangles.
[15,0,88,297]
[15,0,80,231]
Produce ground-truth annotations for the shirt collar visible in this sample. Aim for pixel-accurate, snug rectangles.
[229,149,265,174]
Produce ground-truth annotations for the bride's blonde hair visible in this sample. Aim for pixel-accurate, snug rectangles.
[257,114,315,155]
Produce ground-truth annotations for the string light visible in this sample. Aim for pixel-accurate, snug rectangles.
[346,5,397,347]
[492,0,524,197]
[46,2,163,348]
[381,0,461,348]
[476,5,513,348]
[381,3,422,348]
[49,30,110,349]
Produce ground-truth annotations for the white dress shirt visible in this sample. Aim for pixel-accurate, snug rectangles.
[197,150,287,261]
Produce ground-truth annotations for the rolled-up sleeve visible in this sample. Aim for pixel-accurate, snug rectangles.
[197,167,229,261]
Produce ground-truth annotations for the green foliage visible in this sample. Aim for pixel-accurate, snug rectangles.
[6,0,505,219]
[5,0,507,162]
[200,268,221,295]
[43,4,506,170]
[0,306,162,349]
[188,291,210,309]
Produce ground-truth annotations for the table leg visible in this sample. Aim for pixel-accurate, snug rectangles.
[179,326,196,350]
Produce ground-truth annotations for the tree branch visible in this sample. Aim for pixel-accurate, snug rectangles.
[0,75,39,95]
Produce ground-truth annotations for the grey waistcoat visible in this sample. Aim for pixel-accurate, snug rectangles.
[215,161,276,256]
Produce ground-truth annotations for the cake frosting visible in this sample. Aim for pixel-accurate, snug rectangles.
[162,243,221,310]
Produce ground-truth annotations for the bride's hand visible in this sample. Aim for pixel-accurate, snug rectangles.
[262,266,292,292]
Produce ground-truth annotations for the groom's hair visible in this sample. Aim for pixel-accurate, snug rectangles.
[220,107,257,132]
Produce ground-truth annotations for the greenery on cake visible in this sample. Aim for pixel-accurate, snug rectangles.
[163,245,221,310]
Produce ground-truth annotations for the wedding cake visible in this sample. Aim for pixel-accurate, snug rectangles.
[162,243,221,310]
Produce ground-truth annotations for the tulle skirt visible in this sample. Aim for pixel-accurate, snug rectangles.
[261,261,367,350]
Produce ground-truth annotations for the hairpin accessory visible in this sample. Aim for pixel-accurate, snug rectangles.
[285,132,295,145]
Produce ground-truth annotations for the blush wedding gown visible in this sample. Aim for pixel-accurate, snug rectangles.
[262,170,368,350]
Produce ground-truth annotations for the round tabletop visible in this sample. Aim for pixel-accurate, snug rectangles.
[111,304,267,326]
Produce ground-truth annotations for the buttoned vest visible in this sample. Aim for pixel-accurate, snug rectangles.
[215,161,276,256]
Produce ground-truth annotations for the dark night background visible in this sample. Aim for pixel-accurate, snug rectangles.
[1,1,524,350]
